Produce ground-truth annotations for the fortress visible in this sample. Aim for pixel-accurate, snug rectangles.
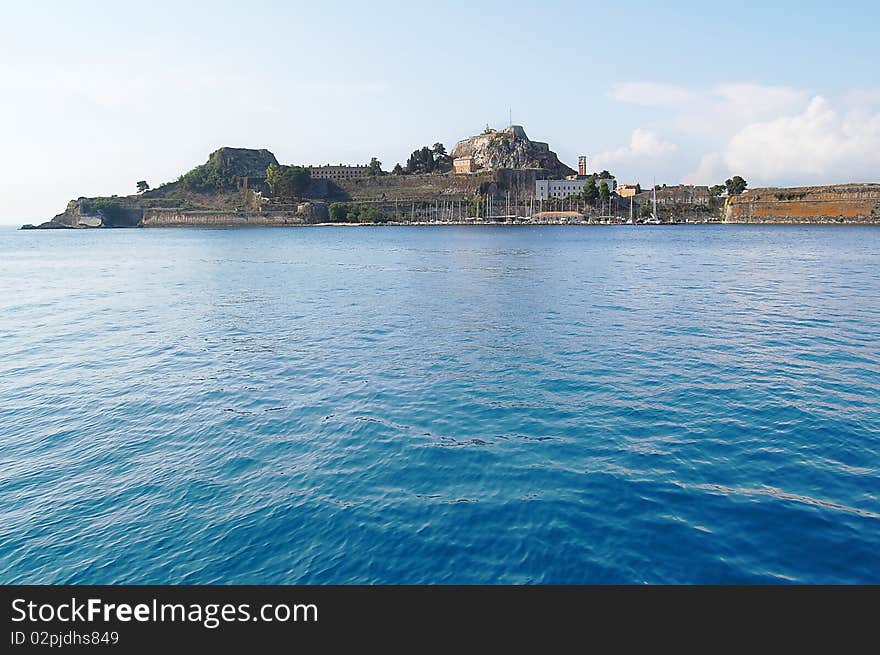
[724,184,880,223]
[20,137,880,228]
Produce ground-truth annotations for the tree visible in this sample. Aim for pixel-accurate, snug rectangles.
[392,163,404,175]
[406,147,436,174]
[179,161,227,191]
[329,202,349,222]
[421,146,435,173]
[432,143,454,173]
[635,183,642,194]
[709,184,726,197]
[581,177,599,204]
[367,157,383,176]
[725,176,748,195]
[136,180,150,194]
[358,205,383,223]
[598,170,612,179]
[266,164,311,198]
[598,181,611,205]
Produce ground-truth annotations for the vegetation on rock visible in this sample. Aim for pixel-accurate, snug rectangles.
[328,202,387,223]
[179,158,232,191]
[179,148,278,192]
[266,164,311,199]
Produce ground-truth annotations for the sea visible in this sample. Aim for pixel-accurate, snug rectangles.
[1,224,878,584]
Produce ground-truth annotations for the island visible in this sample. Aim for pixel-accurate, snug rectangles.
[22,125,880,229]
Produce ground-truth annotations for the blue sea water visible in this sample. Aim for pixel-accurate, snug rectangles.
[1,224,878,584]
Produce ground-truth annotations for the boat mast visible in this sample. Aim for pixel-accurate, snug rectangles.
[652,179,657,220]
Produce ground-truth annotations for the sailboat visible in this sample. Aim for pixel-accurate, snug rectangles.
[645,184,661,224]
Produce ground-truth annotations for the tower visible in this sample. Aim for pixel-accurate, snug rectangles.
[578,155,588,177]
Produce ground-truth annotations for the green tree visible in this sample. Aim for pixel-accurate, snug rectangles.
[709,184,726,197]
[581,177,599,204]
[598,170,612,179]
[329,202,349,222]
[266,164,311,198]
[392,163,404,175]
[136,180,150,194]
[421,146,435,173]
[367,157,383,176]
[725,176,748,195]
[598,181,611,205]
[406,147,436,174]
[432,142,453,172]
[635,183,642,194]
[179,161,226,191]
[358,205,383,223]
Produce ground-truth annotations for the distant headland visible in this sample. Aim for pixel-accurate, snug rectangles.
[22,125,880,229]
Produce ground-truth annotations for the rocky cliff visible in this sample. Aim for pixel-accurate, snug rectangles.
[24,198,144,229]
[451,125,575,177]
[202,147,278,179]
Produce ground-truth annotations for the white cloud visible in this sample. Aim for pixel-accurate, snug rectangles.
[611,81,880,186]
[681,153,726,185]
[608,82,806,139]
[724,96,880,185]
[591,128,677,170]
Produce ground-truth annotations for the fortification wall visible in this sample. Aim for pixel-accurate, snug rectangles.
[725,184,880,223]
[334,169,552,202]
[142,202,328,227]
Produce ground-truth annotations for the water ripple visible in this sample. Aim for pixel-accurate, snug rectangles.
[1,225,879,583]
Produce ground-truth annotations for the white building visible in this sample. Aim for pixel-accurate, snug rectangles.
[535,177,615,200]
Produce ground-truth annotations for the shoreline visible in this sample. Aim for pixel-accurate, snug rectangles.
[18,220,880,230]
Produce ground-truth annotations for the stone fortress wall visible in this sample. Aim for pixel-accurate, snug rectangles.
[725,184,880,223]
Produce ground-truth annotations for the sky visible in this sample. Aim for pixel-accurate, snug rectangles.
[2,0,879,223]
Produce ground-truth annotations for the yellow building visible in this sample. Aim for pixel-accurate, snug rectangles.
[453,156,476,174]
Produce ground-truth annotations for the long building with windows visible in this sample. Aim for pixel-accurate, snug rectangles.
[535,177,616,200]
[307,164,368,180]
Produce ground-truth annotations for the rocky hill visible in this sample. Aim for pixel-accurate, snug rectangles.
[24,147,291,229]
[205,147,278,178]
[451,125,575,177]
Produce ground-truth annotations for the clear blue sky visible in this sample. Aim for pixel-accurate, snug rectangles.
[2,0,879,223]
